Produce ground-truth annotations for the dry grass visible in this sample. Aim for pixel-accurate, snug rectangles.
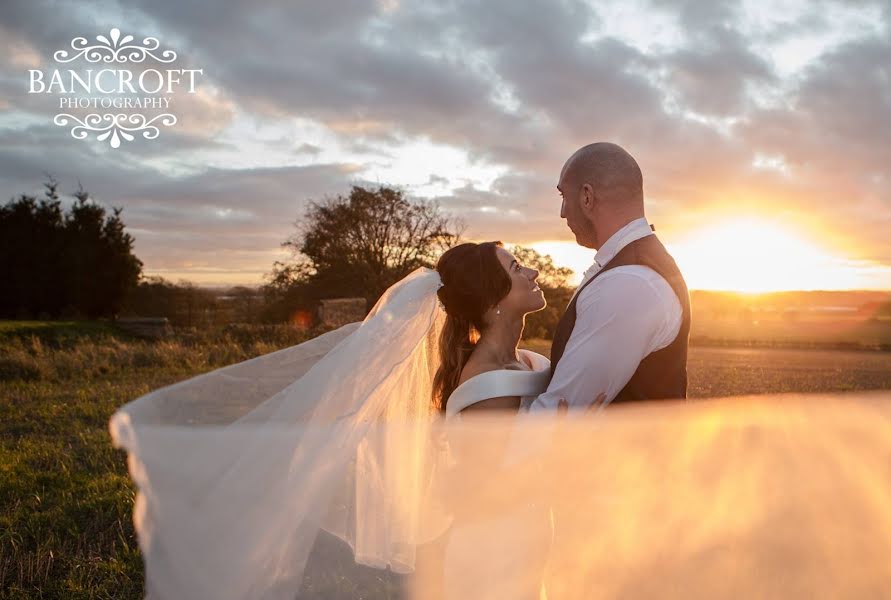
[0,321,322,599]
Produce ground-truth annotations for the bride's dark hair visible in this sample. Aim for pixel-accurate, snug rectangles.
[432,241,512,412]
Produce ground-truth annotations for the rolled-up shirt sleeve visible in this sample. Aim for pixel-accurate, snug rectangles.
[529,266,681,412]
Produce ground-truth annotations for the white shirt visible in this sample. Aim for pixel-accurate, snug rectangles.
[529,217,683,412]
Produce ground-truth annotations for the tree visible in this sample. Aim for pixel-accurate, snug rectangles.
[121,275,180,319]
[265,185,464,317]
[0,177,143,319]
[510,245,574,289]
[0,178,67,318]
[509,245,575,340]
[63,184,143,318]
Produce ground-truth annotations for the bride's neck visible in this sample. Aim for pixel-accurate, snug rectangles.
[476,317,524,365]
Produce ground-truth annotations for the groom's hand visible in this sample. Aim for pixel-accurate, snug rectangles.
[557,392,608,414]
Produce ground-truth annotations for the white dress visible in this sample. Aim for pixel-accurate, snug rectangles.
[441,349,553,600]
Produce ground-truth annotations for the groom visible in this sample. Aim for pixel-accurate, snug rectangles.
[530,142,691,411]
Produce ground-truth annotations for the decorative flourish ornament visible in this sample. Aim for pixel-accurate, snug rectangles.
[53,113,177,148]
[53,28,177,64]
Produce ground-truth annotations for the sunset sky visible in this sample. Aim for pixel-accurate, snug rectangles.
[1,0,889,291]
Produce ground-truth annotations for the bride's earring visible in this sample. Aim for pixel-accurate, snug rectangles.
[496,306,501,316]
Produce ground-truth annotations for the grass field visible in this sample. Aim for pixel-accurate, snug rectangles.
[0,321,319,599]
[2,321,890,598]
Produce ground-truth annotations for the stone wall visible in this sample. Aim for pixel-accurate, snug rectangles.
[114,317,173,339]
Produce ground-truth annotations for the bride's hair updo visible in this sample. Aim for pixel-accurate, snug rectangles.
[432,241,512,411]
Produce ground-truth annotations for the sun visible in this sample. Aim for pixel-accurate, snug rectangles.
[667,218,860,293]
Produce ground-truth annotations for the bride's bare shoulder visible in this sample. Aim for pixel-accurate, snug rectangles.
[457,352,532,387]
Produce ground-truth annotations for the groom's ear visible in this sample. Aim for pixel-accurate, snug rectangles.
[581,183,596,210]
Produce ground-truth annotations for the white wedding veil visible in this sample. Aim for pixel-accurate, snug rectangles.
[109,266,451,599]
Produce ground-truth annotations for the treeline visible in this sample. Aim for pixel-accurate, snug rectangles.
[0,178,142,319]
[122,277,268,328]
[1,180,575,338]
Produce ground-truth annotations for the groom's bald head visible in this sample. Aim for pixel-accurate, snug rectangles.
[558,142,645,249]
[560,142,643,206]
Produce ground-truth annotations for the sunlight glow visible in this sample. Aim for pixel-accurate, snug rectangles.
[533,218,891,292]
[669,218,888,292]
[529,242,595,286]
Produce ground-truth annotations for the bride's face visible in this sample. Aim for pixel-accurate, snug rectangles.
[493,247,546,316]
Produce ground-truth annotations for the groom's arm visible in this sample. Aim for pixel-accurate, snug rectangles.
[529,266,681,412]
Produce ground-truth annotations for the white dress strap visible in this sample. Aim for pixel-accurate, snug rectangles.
[445,350,550,419]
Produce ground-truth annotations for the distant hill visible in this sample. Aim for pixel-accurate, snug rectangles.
[691,290,891,316]
[689,290,891,350]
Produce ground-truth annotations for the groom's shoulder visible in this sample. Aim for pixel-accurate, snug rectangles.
[591,264,669,290]
[578,265,675,309]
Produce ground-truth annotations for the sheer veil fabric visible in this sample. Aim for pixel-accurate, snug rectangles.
[108,265,891,599]
[109,267,453,599]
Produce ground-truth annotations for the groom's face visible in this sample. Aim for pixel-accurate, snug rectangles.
[557,174,598,249]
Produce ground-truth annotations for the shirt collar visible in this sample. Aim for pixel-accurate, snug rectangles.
[592,217,654,271]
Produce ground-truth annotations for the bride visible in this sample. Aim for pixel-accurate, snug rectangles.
[433,240,553,600]
[109,239,569,599]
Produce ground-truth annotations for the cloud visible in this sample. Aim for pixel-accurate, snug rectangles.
[664,24,777,116]
[0,0,888,283]
[738,33,891,260]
